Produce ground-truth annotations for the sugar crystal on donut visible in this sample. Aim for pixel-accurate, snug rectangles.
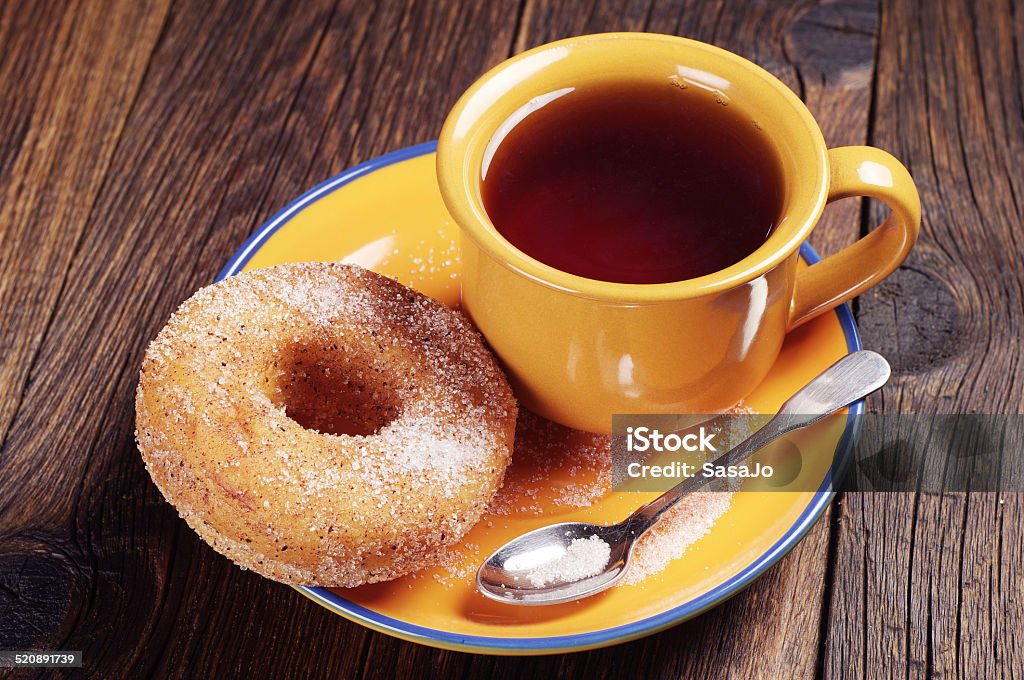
[135,262,517,587]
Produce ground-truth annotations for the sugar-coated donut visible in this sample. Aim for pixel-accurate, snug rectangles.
[135,263,516,587]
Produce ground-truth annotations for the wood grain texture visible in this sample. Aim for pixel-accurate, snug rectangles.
[824,0,1024,678]
[0,0,171,466]
[0,0,1019,677]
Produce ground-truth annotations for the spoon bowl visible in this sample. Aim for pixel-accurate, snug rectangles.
[476,521,637,605]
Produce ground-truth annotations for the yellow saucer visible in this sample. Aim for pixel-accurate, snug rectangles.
[217,142,860,655]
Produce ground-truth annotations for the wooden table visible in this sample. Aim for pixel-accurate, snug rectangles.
[1,0,1021,676]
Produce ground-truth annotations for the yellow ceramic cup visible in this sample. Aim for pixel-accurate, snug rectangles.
[437,33,920,434]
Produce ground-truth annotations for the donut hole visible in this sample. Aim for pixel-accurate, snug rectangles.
[266,336,400,437]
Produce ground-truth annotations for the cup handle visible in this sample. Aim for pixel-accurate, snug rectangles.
[787,146,921,330]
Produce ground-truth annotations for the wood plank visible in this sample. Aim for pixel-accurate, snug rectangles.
[0,0,171,457]
[824,0,1024,677]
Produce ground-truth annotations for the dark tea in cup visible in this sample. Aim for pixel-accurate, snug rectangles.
[481,81,783,284]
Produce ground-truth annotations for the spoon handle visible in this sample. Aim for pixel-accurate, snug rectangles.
[624,350,891,533]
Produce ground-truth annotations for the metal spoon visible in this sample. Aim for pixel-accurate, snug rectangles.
[477,350,890,605]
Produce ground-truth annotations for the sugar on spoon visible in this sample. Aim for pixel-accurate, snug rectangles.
[477,350,890,605]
